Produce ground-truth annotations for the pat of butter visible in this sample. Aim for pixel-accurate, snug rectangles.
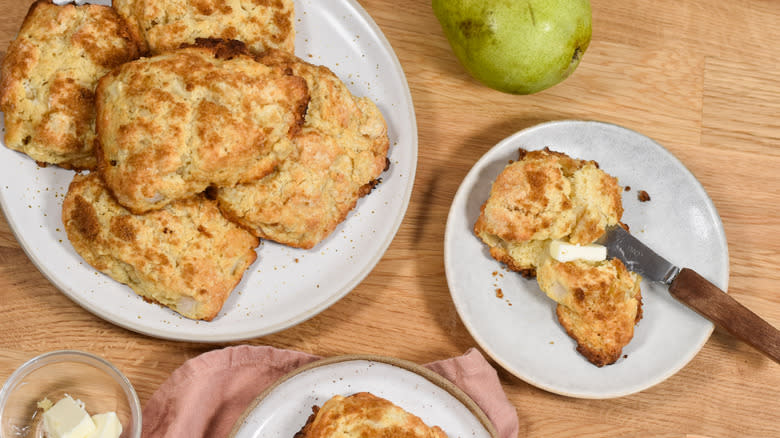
[42,395,96,438]
[549,240,607,263]
[90,412,123,438]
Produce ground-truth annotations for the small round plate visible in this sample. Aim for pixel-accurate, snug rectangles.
[444,120,729,398]
[229,355,498,438]
[0,0,417,341]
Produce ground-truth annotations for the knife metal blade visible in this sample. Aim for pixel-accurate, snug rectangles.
[596,225,780,364]
[596,225,680,284]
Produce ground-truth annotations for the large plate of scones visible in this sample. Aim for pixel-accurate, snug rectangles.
[445,120,729,398]
[229,355,497,438]
[0,0,416,341]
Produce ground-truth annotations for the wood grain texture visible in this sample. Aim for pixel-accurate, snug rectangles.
[670,268,780,363]
[1,0,779,437]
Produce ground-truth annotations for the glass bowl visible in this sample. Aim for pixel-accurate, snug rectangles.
[0,350,141,438]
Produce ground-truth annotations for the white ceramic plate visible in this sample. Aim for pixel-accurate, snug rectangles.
[229,355,497,438]
[0,0,417,342]
[444,120,729,398]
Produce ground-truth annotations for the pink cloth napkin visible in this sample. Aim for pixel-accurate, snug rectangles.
[142,345,519,438]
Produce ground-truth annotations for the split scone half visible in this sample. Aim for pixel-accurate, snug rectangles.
[114,0,295,55]
[537,257,642,367]
[215,50,390,249]
[62,172,259,321]
[294,392,448,438]
[95,39,309,214]
[474,148,642,366]
[0,0,141,169]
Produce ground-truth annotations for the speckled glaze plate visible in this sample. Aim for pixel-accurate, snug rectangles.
[0,0,416,341]
[444,120,729,398]
[229,355,497,438]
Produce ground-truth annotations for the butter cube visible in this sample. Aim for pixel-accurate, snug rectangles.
[549,239,607,263]
[89,412,123,438]
[42,395,96,438]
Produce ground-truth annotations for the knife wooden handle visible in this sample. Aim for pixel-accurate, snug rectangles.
[669,268,780,364]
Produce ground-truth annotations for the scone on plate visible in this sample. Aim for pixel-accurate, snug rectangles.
[114,0,295,55]
[474,148,641,366]
[294,392,448,438]
[537,257,643,367]
[0,0,141,169]
[62,172,259,321]
[95,39,309,214]
[215,50,389,249]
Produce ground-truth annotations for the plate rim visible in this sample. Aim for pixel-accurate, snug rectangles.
[0,0,418,342]
[228,354,499,438]
[444,119,729,399]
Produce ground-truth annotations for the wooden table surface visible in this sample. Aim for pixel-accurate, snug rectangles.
[1,0,779,436]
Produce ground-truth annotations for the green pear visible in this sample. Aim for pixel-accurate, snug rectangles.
[433,0,591,94]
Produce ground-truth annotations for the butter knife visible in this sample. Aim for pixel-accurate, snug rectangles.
[597,225,780,363]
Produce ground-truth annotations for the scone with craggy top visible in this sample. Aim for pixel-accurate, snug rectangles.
[114,0,295,55]
[62,172,259,321]
[294,392,448,438]
[215,49,389,249]
[537,257,643,367]
[474,148,623,277]
[0,0,141,169]
[95,39,309,214]
[474,148,642,366]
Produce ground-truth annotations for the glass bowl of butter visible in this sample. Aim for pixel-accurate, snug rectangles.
[0,350,141,438]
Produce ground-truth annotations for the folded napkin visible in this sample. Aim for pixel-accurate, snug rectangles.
[142,346,519,438]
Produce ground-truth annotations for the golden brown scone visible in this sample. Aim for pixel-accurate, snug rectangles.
[474,148,623,276]
[537,257,643,367]
[95,39,309,214]
[215,50,389,249]
[62,172,259,321]
[294,392,448,438]
[114,0,295,55]
[474,148,639,366]
[0,0,141,169]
